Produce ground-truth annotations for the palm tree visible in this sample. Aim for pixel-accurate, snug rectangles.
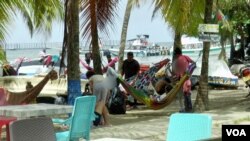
[153,0,205,60]
[59,0,119,104]
[218,0,250,64]
[194,0,214,111]
[117,0,143,74]
[218,20,232,62]
[64,0,81,105]
[80,0,119,74]
[153,0,213,112]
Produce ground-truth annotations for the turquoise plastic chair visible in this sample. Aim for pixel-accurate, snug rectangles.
[166,113,212,141]
[54,96,96,141]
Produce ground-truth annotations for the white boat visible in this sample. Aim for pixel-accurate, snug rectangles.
[11,56,60,76]
[192,59,238,88]
[108,35,169,57]
[169,37,231,56]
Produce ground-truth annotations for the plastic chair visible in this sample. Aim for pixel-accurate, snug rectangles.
[166,113,212,141]
[0,116,17,141]
[54,96,96,141]
[9,117,56,141]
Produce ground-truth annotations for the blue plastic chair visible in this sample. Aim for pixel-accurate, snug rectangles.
[54,96,96,141]
[166,113,212,141]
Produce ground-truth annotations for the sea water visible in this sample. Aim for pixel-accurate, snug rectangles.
[6,48,61,61]
[5,47,232,77]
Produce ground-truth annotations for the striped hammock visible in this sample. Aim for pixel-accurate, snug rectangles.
[125,59,171,95]
[118,63,196,110]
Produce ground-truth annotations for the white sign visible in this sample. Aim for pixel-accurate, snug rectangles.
[199,34,220,42]
[198,24,219,33]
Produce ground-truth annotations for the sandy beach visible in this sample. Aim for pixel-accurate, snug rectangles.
[89,87,250,141]
[1,86,249,141]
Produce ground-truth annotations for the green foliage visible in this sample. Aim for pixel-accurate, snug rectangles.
[218,0,250,35]
[0,46,6,64]
[0,0,14,40]
[153,0,205,36]
[0,0,63,41]
[80,0,119,73]
[80,0,119,42]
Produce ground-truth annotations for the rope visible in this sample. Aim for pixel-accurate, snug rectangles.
[195,50,203,63]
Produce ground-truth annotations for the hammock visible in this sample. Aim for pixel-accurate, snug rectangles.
[0,70,58,105]
[125,58,171,94]
[118,63,196,110]
[80,57,118,73]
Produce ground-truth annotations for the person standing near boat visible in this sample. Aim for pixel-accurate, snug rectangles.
[39,49,48,63]
[39,49,47,58]
[122,52,140,109]
[173,47,194,112]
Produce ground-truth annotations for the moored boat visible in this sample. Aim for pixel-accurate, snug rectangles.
[11,55,61,76]
[192,59,239,88]
[108,35,169,57]
[169,37,231,56]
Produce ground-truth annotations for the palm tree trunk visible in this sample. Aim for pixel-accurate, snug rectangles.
[218,39,227,62]
[239,25,245,60]
[59,0,68,75]
[194,0,213,112]
[67,0,81,105]
[229,32,235,63]
[90,1,102,74]
[118,0,133,74]
[172,31,182,61]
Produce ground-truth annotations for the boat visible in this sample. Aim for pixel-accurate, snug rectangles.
[11,56,61,76]
[169,37,237,88]
[169,37,231,56]
[108,35,169,57]
[192,59,239,88]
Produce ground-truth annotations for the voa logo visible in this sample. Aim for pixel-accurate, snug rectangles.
[226,129,246,136]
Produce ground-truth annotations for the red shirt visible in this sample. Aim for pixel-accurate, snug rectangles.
[175,55,193,77]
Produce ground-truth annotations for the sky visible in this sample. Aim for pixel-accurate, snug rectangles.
[5,0,174,44]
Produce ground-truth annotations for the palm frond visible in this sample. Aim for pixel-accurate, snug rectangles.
[152,0,172,19]
[80,0,119,42]
[8,0,63,37]
[0,0,17,41]
[153,0,205,36]
[0,0,63,40]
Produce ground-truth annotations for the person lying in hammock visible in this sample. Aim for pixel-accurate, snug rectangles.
[149,47,195,108]
[155,78,173,95]
[118,59,196,110]
[149,76,174,104]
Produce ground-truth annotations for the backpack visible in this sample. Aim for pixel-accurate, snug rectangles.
[107,86,126,114]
